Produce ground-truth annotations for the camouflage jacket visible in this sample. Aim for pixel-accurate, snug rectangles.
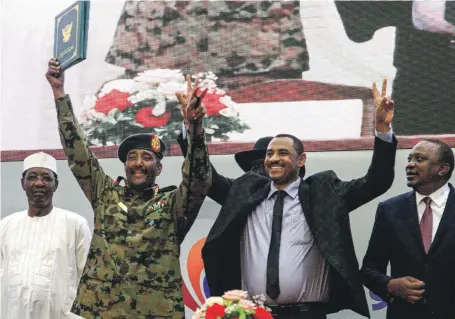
[55,95,211,318]
[105,0,308,77]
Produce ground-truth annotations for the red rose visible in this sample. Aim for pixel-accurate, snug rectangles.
[94,89,132,114]
[135,107,171,128]
[197,89,227,116]
[205,303,226,319]
[253,307,273,319]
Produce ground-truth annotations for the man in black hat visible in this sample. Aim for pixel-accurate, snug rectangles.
[46,58,212,319]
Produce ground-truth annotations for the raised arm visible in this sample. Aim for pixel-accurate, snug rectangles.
[176,76,234,206]
[332,79,397,212]
[177,131,234,206]
[171,84,212,233]
[45,58,112,207]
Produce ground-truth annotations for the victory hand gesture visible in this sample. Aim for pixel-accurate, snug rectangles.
[180,75,208,135]
[373,79,394,132]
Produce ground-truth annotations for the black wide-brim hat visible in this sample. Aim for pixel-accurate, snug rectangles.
[234,136,305,177]
[118,133,166,163]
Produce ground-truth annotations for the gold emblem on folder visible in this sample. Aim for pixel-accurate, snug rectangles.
[62,22,73,43]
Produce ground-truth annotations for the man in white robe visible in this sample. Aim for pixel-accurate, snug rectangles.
[0,152,91,319]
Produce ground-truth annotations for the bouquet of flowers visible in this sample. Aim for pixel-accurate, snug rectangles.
[193,290,273,319]
[78,70,249,147]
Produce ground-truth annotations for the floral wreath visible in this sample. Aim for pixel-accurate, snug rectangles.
[193,290,273,319]
[79,69,249,149]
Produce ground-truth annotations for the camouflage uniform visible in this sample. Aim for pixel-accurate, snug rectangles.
[55,95,211,318]
[105,0,308,87]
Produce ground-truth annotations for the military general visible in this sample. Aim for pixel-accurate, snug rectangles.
[45,58,212,318]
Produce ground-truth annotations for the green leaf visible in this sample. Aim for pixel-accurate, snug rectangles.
[239,307,246,319]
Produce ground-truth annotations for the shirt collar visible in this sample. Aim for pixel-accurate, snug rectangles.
[415,182,450,208]
[268,177,301,199]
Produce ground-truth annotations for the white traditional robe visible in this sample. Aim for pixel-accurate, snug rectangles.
[0,208,91,319]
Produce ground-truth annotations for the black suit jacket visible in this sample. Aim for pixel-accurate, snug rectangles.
[361,184,455,319]
[186,136,396,318]
[177,133,235,206]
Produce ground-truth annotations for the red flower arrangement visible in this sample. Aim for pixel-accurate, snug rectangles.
[79,70,249,148]
[193,290,273,319]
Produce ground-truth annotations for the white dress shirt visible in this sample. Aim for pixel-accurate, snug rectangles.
[0,208,91,319]
[415,183,450,241]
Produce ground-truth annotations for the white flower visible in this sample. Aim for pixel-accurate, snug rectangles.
[238,299,256,312]
[219,96,239,118]
[82,95,97,109]
[117,114,133,121]
[129,89,165,104]
[157,81,187,100]
[98,79,136,98]
[205,297,224,307]
[190,71,225,95]
[152,100,167,117]
[134,69,185,84]
[81,109,111,122]
[222,290,248,301]
[192,307,204,319]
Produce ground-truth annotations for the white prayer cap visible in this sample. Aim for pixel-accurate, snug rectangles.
[23,152,58,175]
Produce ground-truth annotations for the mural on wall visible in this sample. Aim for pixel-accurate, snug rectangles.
[3,0,454,154]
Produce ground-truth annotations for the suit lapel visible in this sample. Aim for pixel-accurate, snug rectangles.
[429,185,455,254]
[206,181,271,244]
[400,192,426,254]
[298,180,313,230]
[297,179,333,263]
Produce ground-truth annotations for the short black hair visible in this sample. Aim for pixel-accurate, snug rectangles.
[274,134,304,155]
[423,139,454,179]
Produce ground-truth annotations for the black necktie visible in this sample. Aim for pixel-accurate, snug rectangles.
[446,1,455,26]
[266,190,287,300]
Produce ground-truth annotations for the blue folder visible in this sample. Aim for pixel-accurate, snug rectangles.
[53,1,90,71]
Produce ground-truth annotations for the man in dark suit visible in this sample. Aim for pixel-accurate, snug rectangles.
[361,139,455,319]
[335,1,455,135]
[199,80,396,319]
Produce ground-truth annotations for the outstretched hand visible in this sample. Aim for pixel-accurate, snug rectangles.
[176,75,198,122]
[373,79,394,132]
[179,75,208,135]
